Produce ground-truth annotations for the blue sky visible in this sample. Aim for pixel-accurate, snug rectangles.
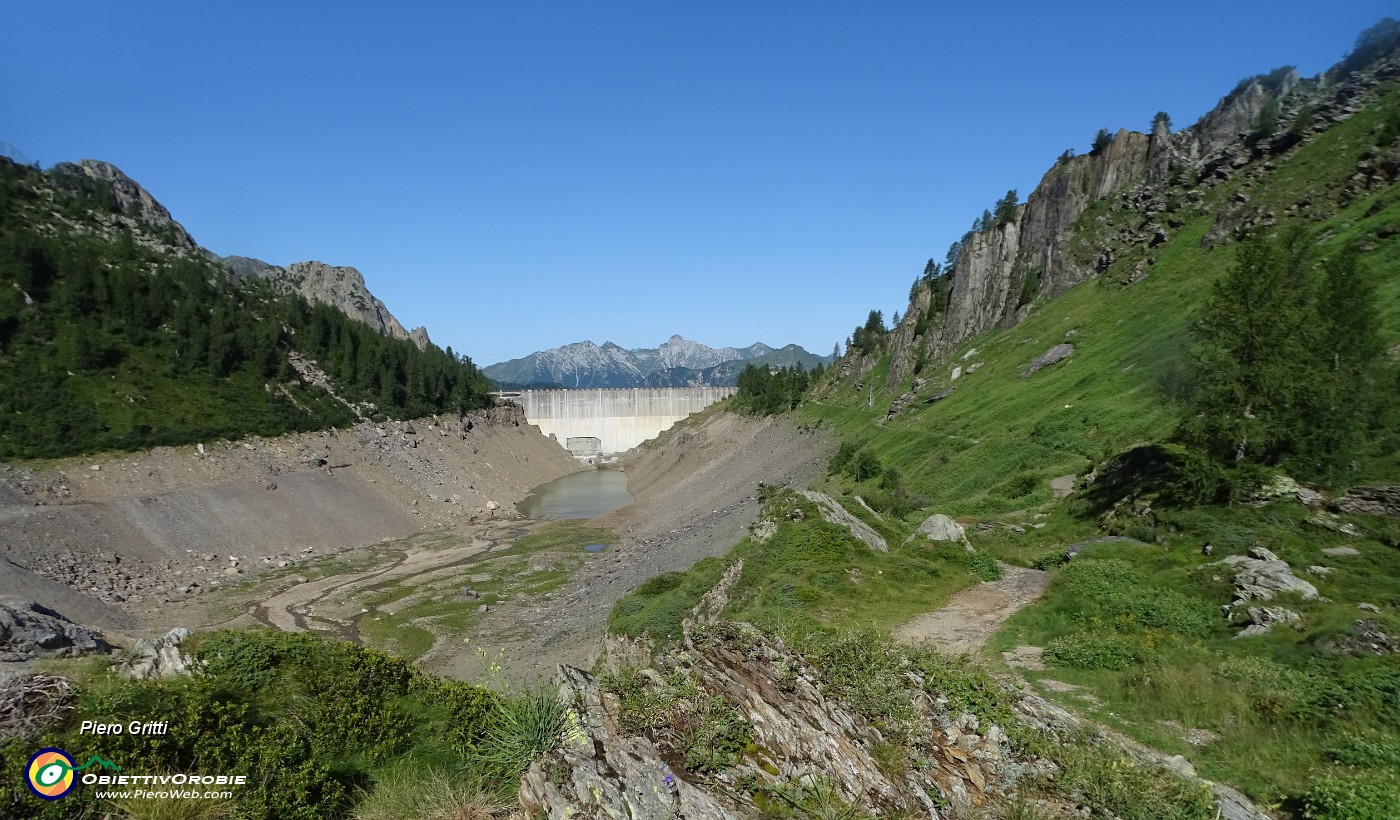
[5,2,1393,366]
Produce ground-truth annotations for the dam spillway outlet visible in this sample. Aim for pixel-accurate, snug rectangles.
[506,387,736,457]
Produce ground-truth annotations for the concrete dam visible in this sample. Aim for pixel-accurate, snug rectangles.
[503,387,737,457]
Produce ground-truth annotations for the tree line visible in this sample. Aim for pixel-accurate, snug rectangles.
[731,362,821,416]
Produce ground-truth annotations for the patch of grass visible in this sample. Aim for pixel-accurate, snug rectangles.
[1,630,505,819]
[1048,736,1218,820]
[351,764,507,820]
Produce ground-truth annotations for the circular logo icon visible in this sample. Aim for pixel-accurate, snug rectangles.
[26,748,77,800]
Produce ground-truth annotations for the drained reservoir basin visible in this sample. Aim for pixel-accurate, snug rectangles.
[516,469,633,519]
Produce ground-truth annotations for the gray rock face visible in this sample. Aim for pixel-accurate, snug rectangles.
[1236,606,1302,638]
[884,53,1390,393]
[1020,344,1074,378]
[1334,485,1400,518]
[49,159,197,248]
[0,600,110,661]
[520,665,739,820]
[797,490,888,552]
[524,623,989,818]
[227,258,426,349]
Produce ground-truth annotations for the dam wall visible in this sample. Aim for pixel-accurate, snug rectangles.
[511,387,736,456]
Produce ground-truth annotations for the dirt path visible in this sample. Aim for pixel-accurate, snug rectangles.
[892,562,1049,654]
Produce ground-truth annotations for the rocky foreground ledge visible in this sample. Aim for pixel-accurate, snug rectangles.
[519,564,1271,819]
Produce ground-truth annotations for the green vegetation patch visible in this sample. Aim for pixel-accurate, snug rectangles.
[609,489,981,644]
[0,630,520,819]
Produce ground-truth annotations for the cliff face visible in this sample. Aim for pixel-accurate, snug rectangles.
[883,55,1376,391]
[226,257,430,349]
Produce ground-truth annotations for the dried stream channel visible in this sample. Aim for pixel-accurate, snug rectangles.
[515,468,633,519]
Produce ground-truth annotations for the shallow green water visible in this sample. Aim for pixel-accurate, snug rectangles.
[516,469,633,519]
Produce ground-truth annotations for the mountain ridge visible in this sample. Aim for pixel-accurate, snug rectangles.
[39,158,431,350]
[484,334,831,388]
[869,38,1400,392]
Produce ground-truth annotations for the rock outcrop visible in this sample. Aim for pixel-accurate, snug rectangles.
[116,627,198,680]
[225,257,427,349]
[883,49,1400,391]
[522,622,1038,818]
[0,600,110,661]
[50,159,198,248]
[1333,485,1400,518]
[797,489,888,551]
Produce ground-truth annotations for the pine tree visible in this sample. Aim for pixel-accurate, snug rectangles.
[1177,233,1322,475]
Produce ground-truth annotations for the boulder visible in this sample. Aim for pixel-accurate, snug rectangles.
[910,513,967,548]
[1019,344,1074,378]
[0,601,110,660]
[1238,606,1302,636]
[923,387,956,404]
[1219,554,1318,604]
[1322,546,1360,557]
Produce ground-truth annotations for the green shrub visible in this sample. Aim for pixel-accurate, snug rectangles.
[1302,770,1400,820]
[0,631,505,819]
[1325,734,1400,767]
[635,572,686,596]
[1045,633,1146,670]
[967,550,1003,581]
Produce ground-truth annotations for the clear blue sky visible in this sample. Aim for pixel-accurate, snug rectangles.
[5,2,1392,366]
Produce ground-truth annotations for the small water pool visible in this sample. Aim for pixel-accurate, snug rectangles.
[516,469,633,519]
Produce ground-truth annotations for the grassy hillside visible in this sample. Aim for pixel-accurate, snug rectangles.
[0,159,494,459]
[607,43,1400,818]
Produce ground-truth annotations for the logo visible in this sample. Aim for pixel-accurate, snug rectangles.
[25,749,121,800]
[26,749,76,800]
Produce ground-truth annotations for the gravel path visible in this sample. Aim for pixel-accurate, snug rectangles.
[892,562,1049,654]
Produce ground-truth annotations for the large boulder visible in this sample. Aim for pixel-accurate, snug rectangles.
[909,514,969,549]
[0,600,110,661]
[1219,553,1318,603]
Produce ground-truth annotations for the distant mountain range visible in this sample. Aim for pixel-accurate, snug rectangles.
[484,335,832,388]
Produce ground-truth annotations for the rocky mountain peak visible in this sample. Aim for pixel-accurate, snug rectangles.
[49,159,197,249]
[485,336,826,388]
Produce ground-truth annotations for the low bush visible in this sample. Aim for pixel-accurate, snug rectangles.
[1045,632,1147,670]
[1301,769,1400,820]
[0,631,505,820]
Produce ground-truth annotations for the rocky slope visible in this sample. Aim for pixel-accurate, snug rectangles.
[224,256,432,348]
[434,408,831,683]
[878,45,1400,390]
[0,405,583,659]
[486,335,830,388]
